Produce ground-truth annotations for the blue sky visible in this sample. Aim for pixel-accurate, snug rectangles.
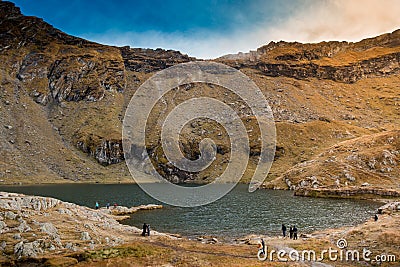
[11,0,400,58]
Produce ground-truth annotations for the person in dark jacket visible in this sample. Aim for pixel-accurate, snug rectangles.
[293,225,298,240]
[289,226,294,239]
[141,223,147,236]
[282,224,287,237]
[261,238,265,254]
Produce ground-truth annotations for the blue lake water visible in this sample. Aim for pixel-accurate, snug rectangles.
[0,184,381,241]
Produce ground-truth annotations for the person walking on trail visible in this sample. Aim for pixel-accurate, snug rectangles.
[106,203,110,209]
[261,238,265,254]
[141,223,147,236]
[146,224,151,236]
[282,224,287,238]
[374,214,378,221]
[289,226,294,239]
[95,202,99,210]
[293,225,298,240]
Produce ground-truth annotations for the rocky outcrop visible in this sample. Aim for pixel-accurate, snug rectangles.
[100,204,162,216]
[119,46,194,73]
[48,55,126,102]
[16,49,127,104]
[77,138,124,166]
[255,52,400,83]
[294,187,400,199]
[378,201,400,214]
[0,193,60,211]
[0,2,91,51]
[268,130,400,198]
[220,29,400,83]
[0,1,126,105]
[0,192,170,260]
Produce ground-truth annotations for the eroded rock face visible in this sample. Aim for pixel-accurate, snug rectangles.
[255,52,400,83]
[17,52,51,82]
[220,29,400,83]
[48,55,125,102]
[119,46,193,73]
[77,139,124,166]
[16,52,127,104]
[0,1,127,105]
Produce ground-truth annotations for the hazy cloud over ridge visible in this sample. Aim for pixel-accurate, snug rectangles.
[85,0,400,58]
[15,0,399,59]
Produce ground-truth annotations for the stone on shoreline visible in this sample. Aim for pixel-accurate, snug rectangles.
[378,201,400,214]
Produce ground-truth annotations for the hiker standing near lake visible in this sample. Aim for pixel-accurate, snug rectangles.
[293,225,298,240]
[282,224,287,237]
[95,201,99,210]
[142,223,147,236]
[147,224,151,236]
[261,238,265,254]
[289,226,293,239]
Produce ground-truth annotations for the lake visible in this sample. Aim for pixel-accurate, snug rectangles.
[0,184,381,241]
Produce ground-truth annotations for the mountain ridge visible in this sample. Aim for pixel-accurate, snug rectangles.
[0,1,399,198]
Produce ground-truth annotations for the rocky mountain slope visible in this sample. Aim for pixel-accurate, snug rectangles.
[0,1,399,197]
[266,130,400,196]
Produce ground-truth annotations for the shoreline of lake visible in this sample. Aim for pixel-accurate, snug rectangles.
[0,190,399,267]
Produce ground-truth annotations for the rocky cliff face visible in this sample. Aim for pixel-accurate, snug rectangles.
[0,1,399,190]
[120,46,193,73]
[77,138,124,166]
[0,1,191,171]
[219,30,400,83]
[255,52,400,83]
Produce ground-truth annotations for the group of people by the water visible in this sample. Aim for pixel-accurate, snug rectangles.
[281,224,298,239]
[95,201,118,209]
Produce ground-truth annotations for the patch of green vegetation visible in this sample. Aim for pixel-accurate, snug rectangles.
[84,245,157,260]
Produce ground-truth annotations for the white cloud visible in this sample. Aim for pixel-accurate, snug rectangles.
[83,0,400,59]
[264,0,400,43]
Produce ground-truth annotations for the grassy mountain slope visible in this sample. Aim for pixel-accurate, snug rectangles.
[0,1,398,197]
